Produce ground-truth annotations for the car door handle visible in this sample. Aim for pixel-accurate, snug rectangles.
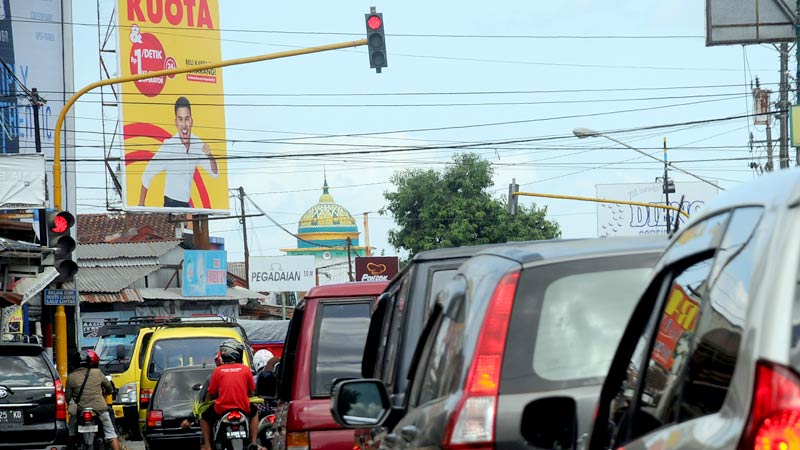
[399,425,419,443]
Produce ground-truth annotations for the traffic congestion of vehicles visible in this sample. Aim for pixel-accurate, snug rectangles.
[2,171,800,450]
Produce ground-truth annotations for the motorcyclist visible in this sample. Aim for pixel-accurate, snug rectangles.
[65,350,121,450]
[200,340,259,450]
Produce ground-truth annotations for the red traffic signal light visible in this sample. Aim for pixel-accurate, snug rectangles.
[365,10,387,72]
[367,14,383,30]
[45,210,77,282]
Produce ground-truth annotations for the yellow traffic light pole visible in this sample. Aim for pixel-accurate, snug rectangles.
[51,38,368,379]
[513,191,690,217]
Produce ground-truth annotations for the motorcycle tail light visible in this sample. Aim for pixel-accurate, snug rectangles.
[82,411,93,422]
[228,411,243,421]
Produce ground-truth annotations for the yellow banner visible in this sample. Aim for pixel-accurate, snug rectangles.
[118,0,228,212]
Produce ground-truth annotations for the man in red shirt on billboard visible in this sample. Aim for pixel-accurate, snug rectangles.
[201,339,260,450]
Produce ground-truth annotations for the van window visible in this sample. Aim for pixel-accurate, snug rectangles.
[0,354,52,386]
[147,337,227,380]
[95,334,137,374]
[503,253,659,393]
[311,301,372,397]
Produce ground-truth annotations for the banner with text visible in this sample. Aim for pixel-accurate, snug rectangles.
[355,256,399,282]
[596,181,719,237]
[118,0,229,213]
[182,250,228,297]
[249,255,316,292]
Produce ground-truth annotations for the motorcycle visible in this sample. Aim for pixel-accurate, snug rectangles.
[257,413,276,450]
[212,409,251,450]
[75,407,106,450]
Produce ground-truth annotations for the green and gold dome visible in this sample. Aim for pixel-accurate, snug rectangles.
[282,178,366,258]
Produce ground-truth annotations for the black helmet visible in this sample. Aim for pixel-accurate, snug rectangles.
[218,339,245,364]
[70,350,93,369]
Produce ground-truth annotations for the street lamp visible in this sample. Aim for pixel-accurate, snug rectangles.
[572,127,723,233]
[571,127,722,191]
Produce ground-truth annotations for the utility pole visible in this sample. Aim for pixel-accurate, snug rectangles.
[363,212,371,256]
[346,237,354,282]
[30,88,49,245]
[662,138,671,234]
[754,79,775,172]
[238,187,250,289]
[779,43,790,169]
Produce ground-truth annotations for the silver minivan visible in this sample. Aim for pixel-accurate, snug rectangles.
[526,169,800,450]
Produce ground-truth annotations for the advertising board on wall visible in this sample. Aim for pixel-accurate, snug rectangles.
[0,1,69,157]
[118,0,229,213]
[182,250,228,297]
[249,255,316,292]
[0,154,45,209]
[596,181,719,237]
[355,256,399,282]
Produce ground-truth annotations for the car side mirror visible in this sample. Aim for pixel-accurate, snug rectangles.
[192,383,203,391]
[330,379,391,428]
[520,397,577,450]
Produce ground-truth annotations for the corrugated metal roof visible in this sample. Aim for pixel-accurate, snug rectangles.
[78,256,160,268]
[80,289,144,304]
[228,262,246,280]
[77,241,181,259]
[139,287,267,301]
[67,265,160,293]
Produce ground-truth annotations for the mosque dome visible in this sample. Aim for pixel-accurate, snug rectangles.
[295,178,359,249]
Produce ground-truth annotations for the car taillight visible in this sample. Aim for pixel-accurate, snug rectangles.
[147,410,163,428]
[54,379,66,420]
[83,411,93,422]
[444,270,519,450]
[739,361,800,450]
[287,431,310,450]
[140,388,153,407]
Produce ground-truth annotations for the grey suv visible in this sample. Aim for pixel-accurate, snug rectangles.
[0,342,68,450]
[524,169,800,450]
[333,236,666,450]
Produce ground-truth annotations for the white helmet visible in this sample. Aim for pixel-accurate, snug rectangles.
[253,349,274,372]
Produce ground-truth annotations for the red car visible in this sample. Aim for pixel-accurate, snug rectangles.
[273,281,389,450]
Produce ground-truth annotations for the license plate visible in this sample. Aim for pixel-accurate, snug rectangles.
[78,425,98,433]
[226,430,246,438]
[0,409,23,424]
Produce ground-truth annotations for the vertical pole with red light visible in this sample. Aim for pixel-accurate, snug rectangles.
[365,7,387,73]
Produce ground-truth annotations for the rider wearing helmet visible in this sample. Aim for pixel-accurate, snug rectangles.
[66,350,121,450]
[200,339,259,450]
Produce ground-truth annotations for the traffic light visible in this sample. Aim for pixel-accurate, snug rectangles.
[365,10,387,72]
[46,210,78,282]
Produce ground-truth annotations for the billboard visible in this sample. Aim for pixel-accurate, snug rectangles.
[118,0,229,213]
[596,181,719,237]
[249,256,316,292]
[355,256,399,282]
[651,285,700,371]
[706,0,795,46]
[0,1,69,158]
[182,250,228,297]
[0,154,45,209]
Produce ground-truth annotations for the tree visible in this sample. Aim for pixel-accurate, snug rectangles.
[381,153,560,256]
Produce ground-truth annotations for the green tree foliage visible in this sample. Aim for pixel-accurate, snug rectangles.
[381,153,561,256]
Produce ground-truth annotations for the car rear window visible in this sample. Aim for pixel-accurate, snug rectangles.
[0,354,53,387]
[502,253,658,393]
[311,300,372,397]
[152,368,213,410]
[147,337,227,379]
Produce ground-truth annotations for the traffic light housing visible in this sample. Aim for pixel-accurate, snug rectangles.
[46,210,78,282]
[365,10,387,72]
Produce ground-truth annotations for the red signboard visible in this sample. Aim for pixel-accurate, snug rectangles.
[355,256,399,282]
[651,284,700,370]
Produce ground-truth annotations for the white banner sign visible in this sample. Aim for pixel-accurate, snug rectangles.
[249,255,316,292]
[0,154,46,209]
[596,181,719,237]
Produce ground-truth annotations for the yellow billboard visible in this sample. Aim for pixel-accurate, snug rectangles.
[118,0,228,213]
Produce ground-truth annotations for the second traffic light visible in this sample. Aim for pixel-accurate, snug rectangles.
[365,10,387,72]
[46,210,78,282]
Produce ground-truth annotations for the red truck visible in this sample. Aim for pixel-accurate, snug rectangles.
[272,281,389,450]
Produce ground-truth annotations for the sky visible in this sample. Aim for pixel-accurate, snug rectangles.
[68,0,786,262]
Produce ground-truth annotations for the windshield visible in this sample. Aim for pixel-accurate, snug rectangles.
[95,334,137,374]
[147,337,229,380]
